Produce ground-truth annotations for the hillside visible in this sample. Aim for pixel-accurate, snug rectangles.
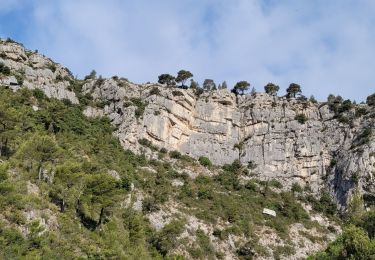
[0,38,375,259]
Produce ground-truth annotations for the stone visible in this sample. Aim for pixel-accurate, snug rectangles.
[263,208,277,217]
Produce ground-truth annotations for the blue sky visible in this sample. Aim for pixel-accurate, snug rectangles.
[1,0,375,101]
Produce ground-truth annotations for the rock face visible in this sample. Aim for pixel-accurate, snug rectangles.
[82,78,375,209]
[1,39,374,210]
[0,39,78,103]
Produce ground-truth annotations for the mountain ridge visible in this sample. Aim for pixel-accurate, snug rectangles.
[1,38,375,259]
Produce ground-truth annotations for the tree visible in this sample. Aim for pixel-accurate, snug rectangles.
[16,135,59,181]
[203,79,216,91]
[158,74,176,86]
[84,69,97,80]
[0,62,11,76]
[367,93,375,106]
[286,83,302,98]
[0,107,17,157]
[189,79,199,89]
[233,81,250,95]
[309,95,317,103]
[251,87,256,96]
[77,173,122,230]
[264,83,279,96]
[221,81,228,89]
[175,70,193,87]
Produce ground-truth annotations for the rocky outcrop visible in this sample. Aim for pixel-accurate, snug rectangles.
[82,78,375,209]
[1,40,374,209]
[0,39,78,103]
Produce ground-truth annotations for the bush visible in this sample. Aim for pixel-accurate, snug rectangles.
[269,179,283,189]
[142,197,159,213]
[130,98,147,119]
[169,150,182,159]
[151,219,185,256]
[159,148,168,154]
[32,88,47,100]
[0,62,11,75]
[367,93,375,106]
[291,183,303,193]
[295,114,308,124]
[149,87,160,96]
[198,156,212,167]
[138,138,158,151]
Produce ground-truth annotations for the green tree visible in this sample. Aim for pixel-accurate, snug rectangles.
[0,62,11,76]
[16,135,59,181]
[203,79,216,91]
[233,81,250,95]
[189,79,199,89]
[309,95,317,103]
[367,93,375,106]
[77,173,122,230]
[286,83,302,98]
[176,70,193,87]
[221,81,228,89]
[0,107,17,157]
[264,83,280,96]
[84,69,97,80]
[309,225,375,259]
[158,74,176,86]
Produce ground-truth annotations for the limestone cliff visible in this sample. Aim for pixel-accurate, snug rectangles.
[1,39,374,210]
[82,78,375,209]
[0,38,78,103]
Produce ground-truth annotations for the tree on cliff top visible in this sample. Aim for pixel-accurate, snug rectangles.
[176,70,193,87]
[286,83,302,98]
[158,74,176,86]
[233,81,250,95]
[264,83,280,96]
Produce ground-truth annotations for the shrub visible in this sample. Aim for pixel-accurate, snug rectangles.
[169,150,182,159]
[355,107,368,117]
[172,90,184,96]
[269,179,283,188]
[32,89,47,100]
[142,197,159,213]
[47,63,57,73]
[151,219,185,256]
[0,62,11,75]
[149,87,160,96]
[291,183,303,193]
[295,114,308,124]
[130,98,147,119]
[367,93,375,106]
[138,138,158,151]
[159,148,168,154]
[198,156,212,167]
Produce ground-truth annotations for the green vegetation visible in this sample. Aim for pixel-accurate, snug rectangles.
[367,92,375,106]
[0,62,11,76]
[286,83,302,98]
[203,79,216,91]
[0,86,160,258]
[130,97,148,118]
[176,70,193,87]
[233,81,250,95]
[158,73,175,86]
[295,113,308,124]
[198,156,212,167]
[264,82,279,96]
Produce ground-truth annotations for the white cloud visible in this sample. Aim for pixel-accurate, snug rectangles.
[8,0,375,101]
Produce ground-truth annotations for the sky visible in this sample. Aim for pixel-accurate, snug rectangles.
[1,0,375,101]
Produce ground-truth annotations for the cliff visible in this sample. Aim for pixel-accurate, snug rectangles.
[1,38,375,259]
[81,78,375,209]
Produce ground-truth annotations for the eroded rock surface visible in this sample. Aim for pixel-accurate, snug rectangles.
[82,78,375,209]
